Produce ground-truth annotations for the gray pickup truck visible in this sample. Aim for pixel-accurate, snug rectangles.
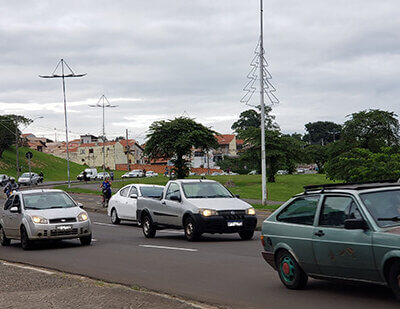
[136,179,257,241]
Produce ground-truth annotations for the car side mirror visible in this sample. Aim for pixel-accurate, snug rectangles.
[170,195,181,202]
[9,206,19,213]
[130,194,138,199]
[235,194,240,199]
[344,218,368,230]
[77,202,83,208]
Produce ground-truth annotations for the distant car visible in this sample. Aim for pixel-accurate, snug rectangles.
[0,189,92,250]
[277,170,289,175]
[248,170,257,175]
[77,168,98,181]
[145,171,158,177]
[211,172,222,176]
[129,170,144,178]
[189,172,197,176]
[96,172,110,180]
[0,174,9,186]
[261,181,400,300]
[296,168,305,174]
[121,172,131,179]
[18,173,41,186]
[108,184,164,225]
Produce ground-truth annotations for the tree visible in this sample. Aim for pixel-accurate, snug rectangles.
[0,114,31,158]
[145,117,218,179]
[325,147,400,182]
[304,144,327,173]
[341,109,400,152]
[231,107,279,133]
[304,121,342,145]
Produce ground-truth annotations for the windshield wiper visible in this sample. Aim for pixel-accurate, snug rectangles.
[377,216,400,222]
[25,207,42,210]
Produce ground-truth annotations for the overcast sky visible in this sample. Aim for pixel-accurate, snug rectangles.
[1,0,400,143]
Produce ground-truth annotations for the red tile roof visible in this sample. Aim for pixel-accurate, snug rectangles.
[215,134,235,145]
[236,139,244,145]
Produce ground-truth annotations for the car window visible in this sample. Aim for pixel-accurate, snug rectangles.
[120,187,130,197]
[277,196,320,225]
[13,195,21,207]
[165,183,181,200]
[319,196,360,228]
[4,196,14,210]
[129,186,138,196]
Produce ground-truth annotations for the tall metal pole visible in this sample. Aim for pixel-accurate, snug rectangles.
[15,123,19,179]
[61,60,71,187]
[126,129,130,172]
[259,0,267,205]
[102,99,106,179]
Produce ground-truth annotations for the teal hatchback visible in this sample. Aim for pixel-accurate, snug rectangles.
[261,181,400,299]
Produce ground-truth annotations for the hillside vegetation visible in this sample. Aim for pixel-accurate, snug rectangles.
[0,146,85,181]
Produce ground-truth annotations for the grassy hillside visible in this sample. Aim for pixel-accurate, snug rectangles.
[0,146,85,181]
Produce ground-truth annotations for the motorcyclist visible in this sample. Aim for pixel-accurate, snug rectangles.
[4,177,19,198]
[101,177,112,207]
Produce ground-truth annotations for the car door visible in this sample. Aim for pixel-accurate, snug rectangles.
[6,195,23,237]
[116,186,131,219]
[312,195,379,281]
[124,186,138,220]
[274,195,321,274]
[1,196,14,236]
[157,182,182,226]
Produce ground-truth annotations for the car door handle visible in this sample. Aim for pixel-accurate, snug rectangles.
[314,230,325,237]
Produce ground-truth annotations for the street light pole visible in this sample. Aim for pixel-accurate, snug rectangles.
[40,59,86,188]
[89,95,117,180]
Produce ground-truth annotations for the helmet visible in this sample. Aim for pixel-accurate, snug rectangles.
[10,177,15,182]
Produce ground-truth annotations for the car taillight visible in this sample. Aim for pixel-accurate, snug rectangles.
[260,235,265,247]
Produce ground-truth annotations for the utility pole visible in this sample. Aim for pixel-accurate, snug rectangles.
[15,123,19,179]
[126,129,130,172]
[40,59,86,188]
[89,95,117,180]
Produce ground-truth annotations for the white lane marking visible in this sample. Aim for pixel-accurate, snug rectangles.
[158,230,184,235]
[2,262,55,275]
[139,245,198,252]
[93,222,118,227]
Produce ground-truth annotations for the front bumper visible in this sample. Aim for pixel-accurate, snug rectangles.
[193,214,257,234]
[27,221,92,240]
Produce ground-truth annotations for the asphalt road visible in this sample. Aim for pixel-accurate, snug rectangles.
[0,208,398,308]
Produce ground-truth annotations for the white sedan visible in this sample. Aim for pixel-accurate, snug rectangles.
[107,184,164,225]
[145,171,158,177]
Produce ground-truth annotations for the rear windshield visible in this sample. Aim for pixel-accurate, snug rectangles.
[23,192,76,210]
[140,187,164,199]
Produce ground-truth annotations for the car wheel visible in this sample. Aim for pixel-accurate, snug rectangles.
[80,234,92,246]
[111,208,121,225]
[184,217,201,241]
[276,250,308,290]
[238,230,254,240]
[0,226,10,246]
[20,226,33,250]
[388,260,400,300]
[142,214,156,238]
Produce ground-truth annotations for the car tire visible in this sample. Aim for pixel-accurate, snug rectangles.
[184,217,201,241]
[388,260,400,300]
[276,250,308,290]
[20,226,33,250]
[142,214,156,238]
[111,209,121,225]
[80,234,92,246]
[238,230,254,240]
[0,226,11,246]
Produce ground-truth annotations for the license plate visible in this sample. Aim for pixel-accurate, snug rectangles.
[227,221,243,227]
[56,225,72,231]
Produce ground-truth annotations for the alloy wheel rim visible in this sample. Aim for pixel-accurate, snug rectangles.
[280,256,295,283]
[0,228,3,243]
[112,211,116,222]
[144,220,150,234]
[186,223,193,236]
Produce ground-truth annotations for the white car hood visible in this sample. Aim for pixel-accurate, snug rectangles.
[186,198,251,211]
[25,207,83,219]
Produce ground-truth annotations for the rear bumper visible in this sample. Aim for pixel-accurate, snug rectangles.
[262,251,277,270]
[193,214,257,234]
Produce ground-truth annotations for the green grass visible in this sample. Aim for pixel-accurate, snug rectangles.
[53,185,103,195]
[0,146,85,181]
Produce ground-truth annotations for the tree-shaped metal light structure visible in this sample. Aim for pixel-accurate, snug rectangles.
[39,59,86,187]
[89,95,118,180]
[241,0,279,205]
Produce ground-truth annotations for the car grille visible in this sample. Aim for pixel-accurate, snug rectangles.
[218,210,246,220]
[49,218,77,224]
[50,228,78,236]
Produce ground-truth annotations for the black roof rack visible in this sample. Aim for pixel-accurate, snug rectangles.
[303,179,400,194]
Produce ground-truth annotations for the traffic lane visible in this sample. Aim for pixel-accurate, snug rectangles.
[0,212,398,308]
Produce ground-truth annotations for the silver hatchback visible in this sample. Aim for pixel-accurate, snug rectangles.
[0,189,92,250]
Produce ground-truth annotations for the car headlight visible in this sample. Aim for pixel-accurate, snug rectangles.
[246,207,256,215]
[77,212,89,222]
[31,215,48,224]
[199,209,218,217]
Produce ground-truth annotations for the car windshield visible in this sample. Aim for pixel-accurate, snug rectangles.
[360,189,400,227]
[23,192,76,210]
[140,187,164,198]
[21,173,33,177]
[182,182,233,198]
